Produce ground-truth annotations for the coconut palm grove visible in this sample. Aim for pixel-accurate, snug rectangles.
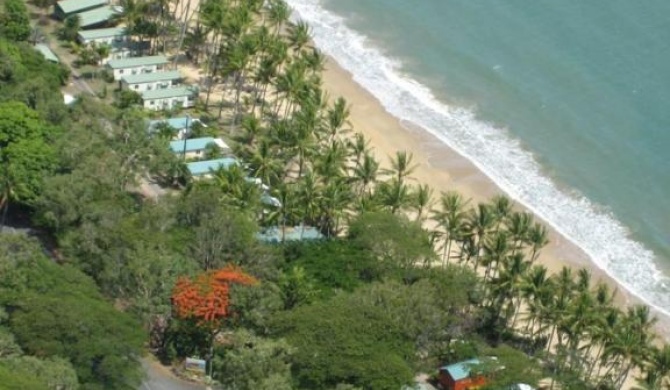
[0,0,669,389]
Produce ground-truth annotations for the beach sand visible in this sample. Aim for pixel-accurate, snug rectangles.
[319,57,670,340]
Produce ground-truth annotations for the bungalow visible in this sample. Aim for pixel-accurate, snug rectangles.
[54,0,107,19]
[106,55,168,81]
[77,6,121,30]
[78,27,126,47]
[147,116,205,139]
[186,157,239,178]
[34,44,59,63]
[169,137,230,159]
[438,359,487,390]
[121,70,182,92]
[141,86,198,111]
[256,226,324,243]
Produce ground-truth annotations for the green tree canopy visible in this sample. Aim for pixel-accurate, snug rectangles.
[0,0,31,42]
[0,234,146,389]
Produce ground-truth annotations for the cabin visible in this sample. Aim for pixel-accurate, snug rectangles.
[34,44,59,63]
[439,359,487,390]
[106,55,169,81]
[256,226,324,243]
[77,27,126,47]
[141,86,198,111]
[170,137,230,159]
[147,116,205,139]
[121,70,182,92]
[77,6,121,30]
[54,0,107,19]
[186,158,239,178]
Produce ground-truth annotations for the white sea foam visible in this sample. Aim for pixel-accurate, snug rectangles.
[285,0,670,318]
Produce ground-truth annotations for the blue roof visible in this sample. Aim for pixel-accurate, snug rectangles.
[441,359,481,381]
[34,44,59,63]
[186,158,238,176]
[170,137,216,153]
[256,226,324,243]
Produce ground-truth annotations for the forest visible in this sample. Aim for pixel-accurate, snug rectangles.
[1,0,670,389]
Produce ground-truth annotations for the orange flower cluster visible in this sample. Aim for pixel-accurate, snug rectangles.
[172,265,258,325]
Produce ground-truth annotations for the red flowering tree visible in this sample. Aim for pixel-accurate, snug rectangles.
[172,265,258,327]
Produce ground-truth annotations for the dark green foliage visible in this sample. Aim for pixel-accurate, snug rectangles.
[116,89,143,109]
[282,241,382,295]
[272,290,415,390]
[0,0,31,42]
[0,235,146,389]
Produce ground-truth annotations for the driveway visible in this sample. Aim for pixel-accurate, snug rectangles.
[140,358,206,390]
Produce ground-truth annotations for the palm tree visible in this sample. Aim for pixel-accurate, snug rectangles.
[59,15,81,42]
[184,24,209,65]
[431,191,470,265]
[297,172,322,228]
[249,140,282,187]
[527,222,549,263]
[267,0,289,38]
[464,203,496,271]
[490,194,513,232]
[376,178,412,215]
[482,231,510,282]
[347,132,370,168]
[640,345,670,389]
[385,151,417,184]
[506,211,533,254]
[352,152,378,197]
[288,20,311,53]
[319,178,352,237]
[412,184,433,222]
[323,97,351,144]
[313,140,348,183]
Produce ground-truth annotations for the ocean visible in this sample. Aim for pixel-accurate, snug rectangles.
[285,0,670,316]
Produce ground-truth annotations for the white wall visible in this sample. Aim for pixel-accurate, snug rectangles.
[121,79,178,92]
[143,95,195,111]
[110,64,165,81]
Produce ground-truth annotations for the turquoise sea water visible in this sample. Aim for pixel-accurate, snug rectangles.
[285,0,670,315]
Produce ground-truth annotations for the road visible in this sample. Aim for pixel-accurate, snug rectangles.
[140,359,206,390]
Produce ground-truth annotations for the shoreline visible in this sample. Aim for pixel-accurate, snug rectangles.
[319,56,670,340]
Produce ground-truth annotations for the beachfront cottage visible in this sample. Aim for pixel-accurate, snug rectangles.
[77,6,122,29]
[106,55,169,81]
[121,70,182,92]
[438,359,487,390]
[34,44,59,63]
[77,27,126,46]
[141,86,198,111]
[170,137,230,159]
[54,0,107,19]
[147,116,205,139]
[186,157,239,178]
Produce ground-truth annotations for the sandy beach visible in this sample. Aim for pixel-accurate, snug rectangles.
[319,57,670,341]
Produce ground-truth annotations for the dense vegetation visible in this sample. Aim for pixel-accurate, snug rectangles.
[1,0,670,389]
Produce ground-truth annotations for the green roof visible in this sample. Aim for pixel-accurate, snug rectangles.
[107,55,168,69]
[441,359,482,381]
[34,44,59,63]
[78,27,126,41]
[78,6,119,28]
[121,70,182,84]
[56,0,107,15]
[141,86,197,100]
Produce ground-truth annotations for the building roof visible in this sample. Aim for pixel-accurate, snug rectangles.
[441,359,481,381]
[77,6,119,28]
[186,158,238,176]
[56,0,107,14]
[78,27,126,41]
[147,117,204,132]
[122,70,182,85]
[141,86,197,100]
[107,55,168,69]
[170,137,216,153]
[256,226,324,243]
[34,44,59,63]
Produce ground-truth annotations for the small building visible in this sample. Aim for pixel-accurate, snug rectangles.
[256,226,324,243]
[106,55,169,81]
[147,116,205,139]
[77,27,126,46]
[34,44,59,63]
[141,86,198,111]
[170,137,230,159]
[77,6,121,30]
[438,359,487,390]
[121,70,182,92]
[54,0,107,19]
[186,157,239,178]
